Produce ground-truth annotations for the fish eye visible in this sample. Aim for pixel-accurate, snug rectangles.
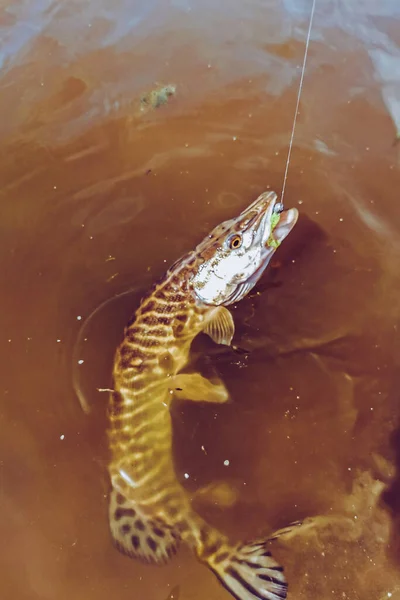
[228,234,242,250]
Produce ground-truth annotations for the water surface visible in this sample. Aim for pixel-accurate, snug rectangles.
[1,1,400,599]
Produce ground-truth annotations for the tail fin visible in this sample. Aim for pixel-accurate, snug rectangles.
[205,539,287,600]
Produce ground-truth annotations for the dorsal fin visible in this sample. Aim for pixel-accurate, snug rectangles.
[109,488,181,564]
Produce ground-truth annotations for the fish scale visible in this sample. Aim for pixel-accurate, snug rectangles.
[108,278,204,513]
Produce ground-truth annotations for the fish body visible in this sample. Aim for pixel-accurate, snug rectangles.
[107,192,299,600]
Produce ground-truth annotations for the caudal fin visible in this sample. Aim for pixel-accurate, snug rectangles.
[206,539,288,600]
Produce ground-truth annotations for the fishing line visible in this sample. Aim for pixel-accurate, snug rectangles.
[280,0,317,206]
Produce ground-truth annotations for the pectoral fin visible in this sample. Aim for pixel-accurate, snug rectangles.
[193,480,240,509]
[203,306,235,346]
[171,373,229,403]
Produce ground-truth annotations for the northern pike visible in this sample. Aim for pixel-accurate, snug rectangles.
[107,191,299,600]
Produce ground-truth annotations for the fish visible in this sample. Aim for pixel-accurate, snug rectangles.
[107,191,299,600]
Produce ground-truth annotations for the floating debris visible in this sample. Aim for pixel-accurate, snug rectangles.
[139,83,176,114]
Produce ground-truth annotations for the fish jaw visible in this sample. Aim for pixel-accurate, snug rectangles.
[245,206,299,288]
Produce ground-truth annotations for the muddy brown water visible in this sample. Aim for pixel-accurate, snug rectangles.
[1,1,400,599]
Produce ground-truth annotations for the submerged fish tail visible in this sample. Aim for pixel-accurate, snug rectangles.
[204,538,288,600]
[180,512,290,600]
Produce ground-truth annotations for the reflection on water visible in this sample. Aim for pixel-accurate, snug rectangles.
[1,1,400,599]
[164,585,180,600]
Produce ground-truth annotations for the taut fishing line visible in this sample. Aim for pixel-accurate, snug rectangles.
[279,0,317,208]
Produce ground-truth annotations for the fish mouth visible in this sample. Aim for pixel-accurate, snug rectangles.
[240,190,296,243]
[242,191,299,286]
[219,191,299,306]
